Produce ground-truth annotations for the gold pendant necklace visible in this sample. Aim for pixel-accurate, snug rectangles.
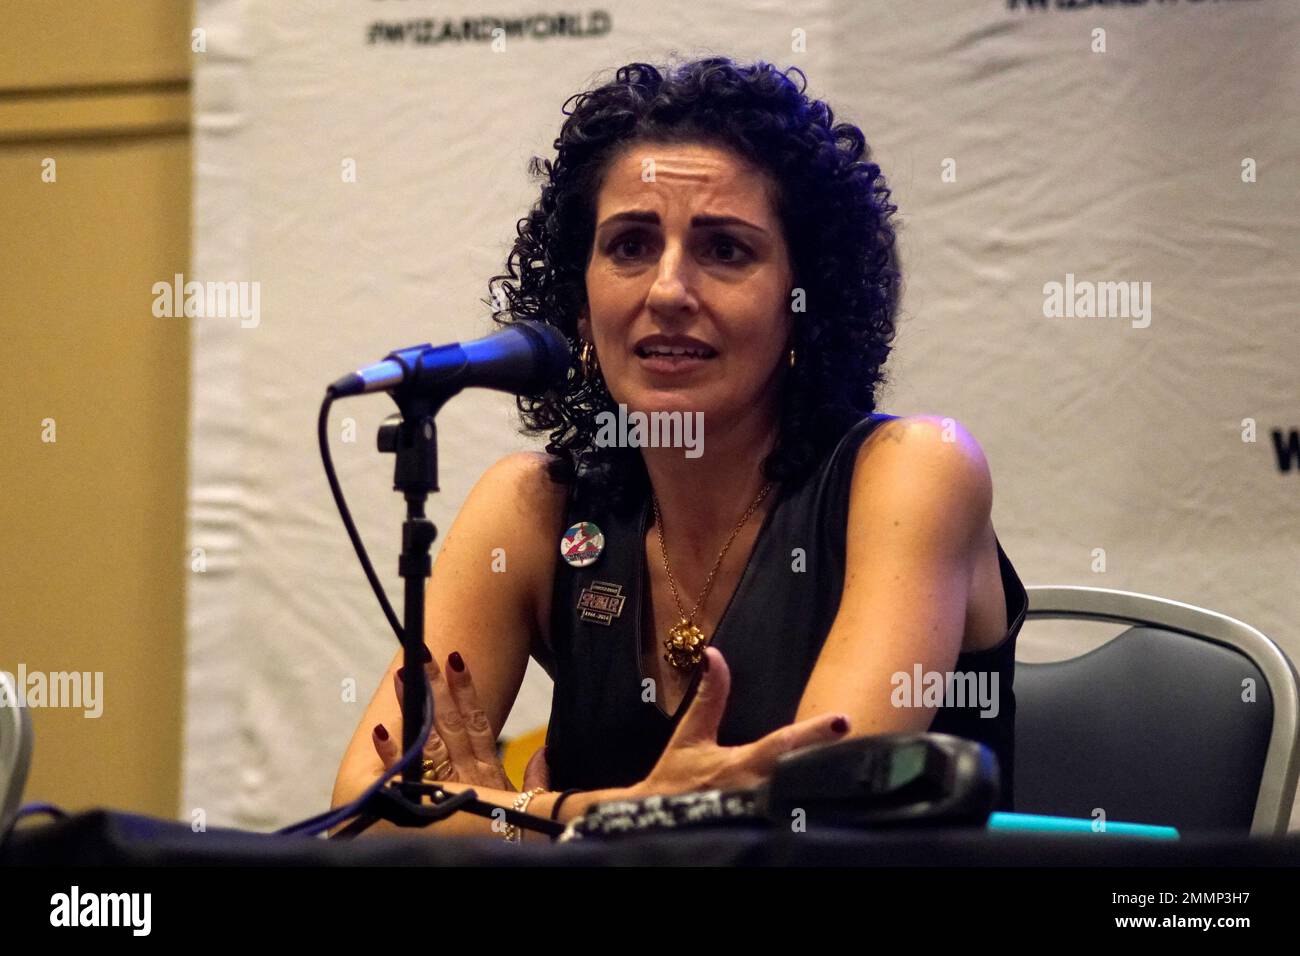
[652,480,775,672]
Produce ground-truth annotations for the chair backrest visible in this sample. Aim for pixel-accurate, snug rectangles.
[0,671,34,840]
[1014,586,1300,836]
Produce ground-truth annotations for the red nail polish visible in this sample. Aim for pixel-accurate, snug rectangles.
[396,667,407,683]
[449,651,465,672]
[417,645,433,664]
[831,716,848,735]
[374,724,389,741]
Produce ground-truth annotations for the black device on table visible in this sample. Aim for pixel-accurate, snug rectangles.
[559,733,1000,840]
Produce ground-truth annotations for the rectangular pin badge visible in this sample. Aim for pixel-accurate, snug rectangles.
[577,581,627,626]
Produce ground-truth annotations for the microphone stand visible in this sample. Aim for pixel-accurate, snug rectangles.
[331,385,562,841]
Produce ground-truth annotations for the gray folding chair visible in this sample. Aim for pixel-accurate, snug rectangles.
[1014,586,1300,835]
[0,671,34,841]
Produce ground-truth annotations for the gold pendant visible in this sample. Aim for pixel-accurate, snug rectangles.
[664,618,707,671]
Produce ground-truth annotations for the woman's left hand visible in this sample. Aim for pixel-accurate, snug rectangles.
[370,650,517,791]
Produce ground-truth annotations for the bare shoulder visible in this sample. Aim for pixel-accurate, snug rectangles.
[444,450,571,639]
[858,414,992,489]
[851,414,994,546]
[477,450,568,498]
[467,450,570,537]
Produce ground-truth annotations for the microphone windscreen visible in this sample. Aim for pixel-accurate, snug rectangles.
[511,320,573,395]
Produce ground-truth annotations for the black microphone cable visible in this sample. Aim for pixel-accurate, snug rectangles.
[274,391,437,837]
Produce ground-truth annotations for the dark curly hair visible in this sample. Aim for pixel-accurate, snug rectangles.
[486,55,900,514]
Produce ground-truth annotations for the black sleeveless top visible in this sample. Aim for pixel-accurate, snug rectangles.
[533,413,1030,810]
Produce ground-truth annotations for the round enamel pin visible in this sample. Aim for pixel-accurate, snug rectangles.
[560,521,605,568]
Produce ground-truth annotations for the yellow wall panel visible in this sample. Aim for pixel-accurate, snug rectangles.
[0,1,193,92]
[0,4,192,821]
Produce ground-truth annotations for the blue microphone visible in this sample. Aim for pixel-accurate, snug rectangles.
[328,320,571,399]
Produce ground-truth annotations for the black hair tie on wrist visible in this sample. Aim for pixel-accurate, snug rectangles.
[550,789,583,821]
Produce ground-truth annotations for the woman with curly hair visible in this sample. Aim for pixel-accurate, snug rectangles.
[332,56,1028,839]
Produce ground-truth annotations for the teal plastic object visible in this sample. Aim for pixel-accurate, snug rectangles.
[988,812,1179,840]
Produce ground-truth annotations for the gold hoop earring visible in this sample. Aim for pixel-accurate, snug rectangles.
[580,341,600,379]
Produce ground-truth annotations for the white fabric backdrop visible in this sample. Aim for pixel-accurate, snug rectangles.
[187,0,1300,830]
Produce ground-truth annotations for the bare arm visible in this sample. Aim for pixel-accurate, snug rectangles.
[330,451,571,836]
[795,415,993,731]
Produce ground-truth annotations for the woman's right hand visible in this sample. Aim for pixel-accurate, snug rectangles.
[635,646,850,798]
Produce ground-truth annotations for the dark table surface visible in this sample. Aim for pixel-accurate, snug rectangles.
[5,809,1300,866]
